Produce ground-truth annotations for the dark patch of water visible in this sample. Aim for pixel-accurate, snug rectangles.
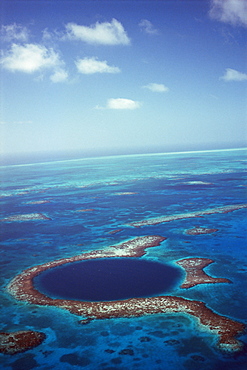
[34,258,181,301]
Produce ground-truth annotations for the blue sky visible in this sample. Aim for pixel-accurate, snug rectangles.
[0,0,246,157]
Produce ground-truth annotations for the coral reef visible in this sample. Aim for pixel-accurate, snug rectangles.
[0,331,46,355]
[186,227,218,235]
[1,213,51,222]
[176,258,231,288]
[128,204,247,227]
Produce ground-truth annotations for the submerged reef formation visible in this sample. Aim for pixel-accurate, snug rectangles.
[186,227,218,235]
[128,204,247,227]
[114,192,138,195]
[0,213,51,222]
[108,228,123,234]
[182,181,212,185]
[25,200,50,205]
[7,236,245,352]
[176,258,231,288]
[0,331,46,355]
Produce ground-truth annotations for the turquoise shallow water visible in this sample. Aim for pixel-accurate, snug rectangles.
[0,148,246,369]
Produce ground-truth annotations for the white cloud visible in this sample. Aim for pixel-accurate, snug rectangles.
[0,43,62,73]
[0,43,69,83]
[221,68,247,81]
[42,28,53,41]
[209,0,247,27]
[139,19,159,35]
[143,83,169,92]
[65,19,130,45]
[106,98,141,110]
[42,28,63,41]
[50,68,68,82]
[1,23,29,42]
[75,57,121,74]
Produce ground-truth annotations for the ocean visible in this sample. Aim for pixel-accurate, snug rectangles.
[0,148,246,369]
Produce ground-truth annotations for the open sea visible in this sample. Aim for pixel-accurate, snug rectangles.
[0,148,246,369]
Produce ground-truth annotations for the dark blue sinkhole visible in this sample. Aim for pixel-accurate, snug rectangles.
[34,258,182,302]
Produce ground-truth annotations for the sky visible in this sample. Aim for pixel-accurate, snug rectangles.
[0,0,246,158]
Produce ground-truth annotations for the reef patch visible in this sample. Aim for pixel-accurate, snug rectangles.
[25,200,50,205]
[128,204,247,227]
[0,331,46,355]
[1,213,51,222]
[176,258,231,288]
[108,228,123,234]
[186,227,218,235]
[114,192,138,195]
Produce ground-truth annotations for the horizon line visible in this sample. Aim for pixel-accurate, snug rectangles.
[0,146,246,168]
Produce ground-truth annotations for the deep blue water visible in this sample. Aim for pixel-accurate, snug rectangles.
[34,258,181,301]
[0,148,247,369]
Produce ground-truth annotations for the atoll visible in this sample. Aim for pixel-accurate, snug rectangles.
[0,331,46,355]
[7,236,245,352]
[128,204,247,227]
